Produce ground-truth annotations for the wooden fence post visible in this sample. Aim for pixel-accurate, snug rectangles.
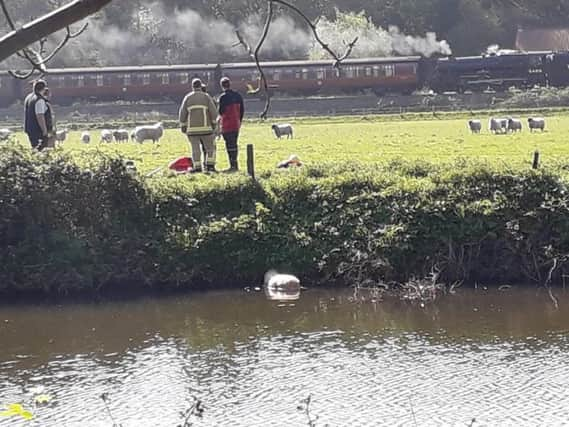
[247,144,255,180]
[532,150,540,169]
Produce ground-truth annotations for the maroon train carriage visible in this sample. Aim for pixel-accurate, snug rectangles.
[4,56,421,106]
[224,56,422,96]
[0,70,22,108]
[42,63,222,105]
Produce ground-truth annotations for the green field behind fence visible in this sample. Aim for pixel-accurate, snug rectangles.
[10,113,569,174]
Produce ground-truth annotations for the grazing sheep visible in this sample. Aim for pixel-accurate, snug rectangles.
[271,123,294,139]
[112,129,129,143]
[468,120,482,134]
[489,118,508,134]
[528,117,546,132]
[100,129,113,143]
[507,118,523,133]
[0,128,12,141]
[132,122,164,143]
[56,129,68,142]
[81,132,91,144]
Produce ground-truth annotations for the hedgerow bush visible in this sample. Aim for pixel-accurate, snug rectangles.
[2,144,569,296]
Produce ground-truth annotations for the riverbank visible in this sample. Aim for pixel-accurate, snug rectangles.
[2,141,569,297]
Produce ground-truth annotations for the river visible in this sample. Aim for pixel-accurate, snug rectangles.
[0,288,568,426]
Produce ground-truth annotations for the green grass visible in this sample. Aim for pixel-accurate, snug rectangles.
[10,113,569,175]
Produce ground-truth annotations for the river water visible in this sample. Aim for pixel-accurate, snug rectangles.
[0,288,568,426]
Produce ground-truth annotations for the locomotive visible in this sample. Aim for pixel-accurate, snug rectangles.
[1,51,569,108]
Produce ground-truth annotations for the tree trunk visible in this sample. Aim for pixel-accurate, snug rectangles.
[0,0,113,63]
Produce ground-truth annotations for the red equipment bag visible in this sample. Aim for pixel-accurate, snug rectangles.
[168,156,194,173]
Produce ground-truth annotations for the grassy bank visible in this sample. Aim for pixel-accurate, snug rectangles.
[3,115,569,295]
[2,144,569,295]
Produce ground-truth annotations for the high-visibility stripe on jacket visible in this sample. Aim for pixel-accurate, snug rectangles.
[179,91,218,136]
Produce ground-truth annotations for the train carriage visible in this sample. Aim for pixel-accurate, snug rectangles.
[0,71,21,108]
[223,57,422,96]
[44,64,220,105]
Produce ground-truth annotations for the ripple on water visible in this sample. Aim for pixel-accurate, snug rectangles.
[0,289,569,426]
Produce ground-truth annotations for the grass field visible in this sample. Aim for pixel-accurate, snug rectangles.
[10,113,569,175]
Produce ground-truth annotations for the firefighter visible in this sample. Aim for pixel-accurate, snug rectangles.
[218,77,244,172]
[179,78,219,173]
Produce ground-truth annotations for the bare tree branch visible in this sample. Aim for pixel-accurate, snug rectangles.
[235,1,274,119]
[0,0,112,63]
[2,0,90,80]
[235,0,358,119]
[0,0,16,31]
[271,0,358,68]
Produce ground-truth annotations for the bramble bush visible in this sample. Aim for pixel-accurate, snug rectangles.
[2,144,569,296]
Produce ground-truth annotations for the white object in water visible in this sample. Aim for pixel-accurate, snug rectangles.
[265,271,300,290]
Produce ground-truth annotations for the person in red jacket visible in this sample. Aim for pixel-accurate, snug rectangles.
[218,77,244,172]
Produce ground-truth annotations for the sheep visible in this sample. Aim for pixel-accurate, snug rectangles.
[112,129,129,143]
[528,117,546,132]
[468,120,482,134]
[81,131,91,144]
[132,122,164,143]
[507,118,523,133]
[0,128,12,141]
[489,118,508,134]
[100,129,113,143]
[271,123,294,139]
[55,129,68,142]
[264,270,300,291]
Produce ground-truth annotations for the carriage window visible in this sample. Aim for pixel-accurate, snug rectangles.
[72,76,84,88]
[365,67,372,77]
[295,70,301,79]
[179,73,189,84]
[273,70,281,81]
[142,74,151,85]
[316,69,325,80]
[0,77,3,89]
[161,73,170,85]
[346,67,355,78]
[96,75,104,87]
[385,65,395,77]
[302,69,309,80]
[51,76,65,87]
[123,74,131,86]
[373,66,380,77]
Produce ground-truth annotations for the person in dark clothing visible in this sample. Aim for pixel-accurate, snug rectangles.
[24,80,53,151]
[218,77,244,172]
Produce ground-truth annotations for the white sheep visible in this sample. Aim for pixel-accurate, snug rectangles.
[271,123,294,139]
[100,129,113,143]
[528,117,546,132]
[507,118,522,133]
[81,132,91,144]
[0,128,12,141]
[112,129,129,143]
[264,270,300,291]
[56,129,68,142]
[468,120,482,134]
[132,122,164,143]
[489,118,508,134]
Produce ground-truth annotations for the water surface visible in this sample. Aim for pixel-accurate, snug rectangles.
[0,288,568,426]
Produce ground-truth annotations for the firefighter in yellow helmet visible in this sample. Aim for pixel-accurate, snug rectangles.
[179,78,219,173]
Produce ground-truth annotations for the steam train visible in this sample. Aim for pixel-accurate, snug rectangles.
[2,51,569,107]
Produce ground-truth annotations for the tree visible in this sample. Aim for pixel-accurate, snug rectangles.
[0,0,113,65]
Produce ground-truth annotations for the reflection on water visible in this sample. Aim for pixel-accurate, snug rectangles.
[1,288,569,426]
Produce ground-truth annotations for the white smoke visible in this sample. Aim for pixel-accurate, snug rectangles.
[309,11,451,59]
